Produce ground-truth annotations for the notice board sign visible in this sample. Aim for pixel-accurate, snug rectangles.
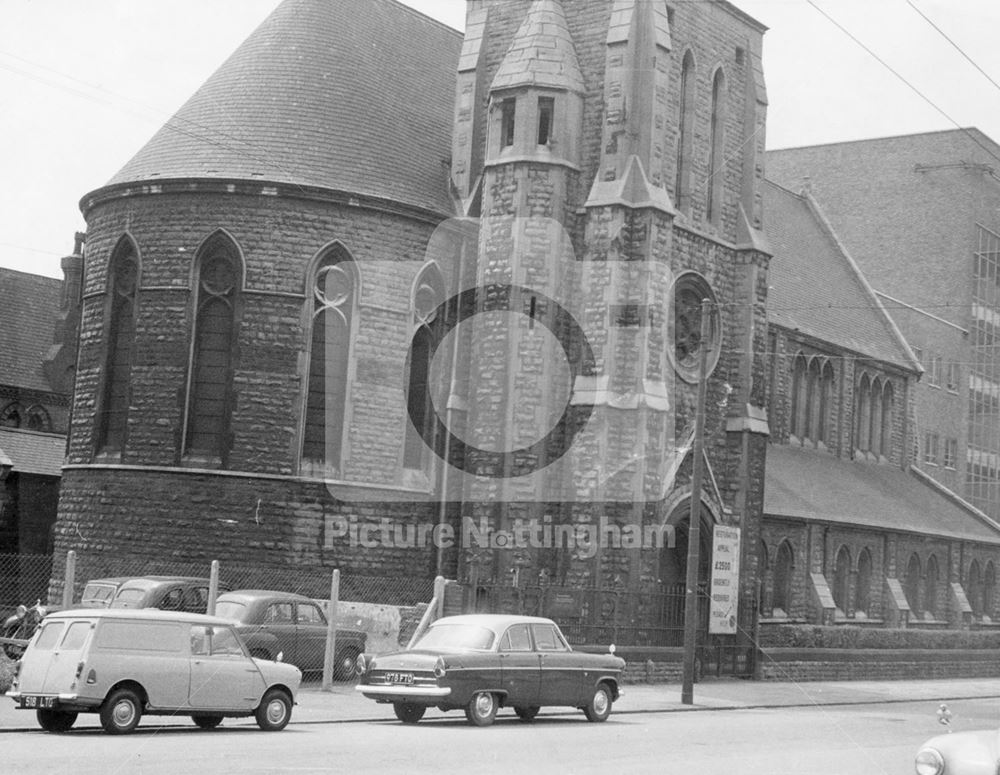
[709,525,741,635]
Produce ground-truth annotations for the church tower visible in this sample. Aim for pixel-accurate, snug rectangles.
[450,0,770,639]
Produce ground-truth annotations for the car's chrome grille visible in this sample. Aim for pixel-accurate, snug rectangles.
[368,670,438,687]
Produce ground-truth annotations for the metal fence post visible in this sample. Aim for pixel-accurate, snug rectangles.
[322,569,340,691]
[434,575,445,618]
[207,560,219,615]
[62,550,76,608]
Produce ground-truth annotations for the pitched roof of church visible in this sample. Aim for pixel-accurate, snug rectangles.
[766,444,1000,544]
[0,269,61,394]
[104,0,462,216]
[763,179,919,372]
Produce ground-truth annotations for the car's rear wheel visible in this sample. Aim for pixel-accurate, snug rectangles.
[393,702,426,724]
[583,683,612,722]
[191,714,224,730]
[36,709,77,732]
[514,706,540,723]
[100,688,143,734]
[255,688,292,731]
[465,691,498,727]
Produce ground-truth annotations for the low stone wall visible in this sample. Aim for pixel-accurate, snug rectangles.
[759,648,1000,682]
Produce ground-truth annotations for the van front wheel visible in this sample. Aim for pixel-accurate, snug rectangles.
[101,688,143,734]
[255,688,292,731]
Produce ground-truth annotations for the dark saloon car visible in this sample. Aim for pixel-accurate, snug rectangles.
[214,590,366,678]
[105,576,227,614]
[355,614,625,726]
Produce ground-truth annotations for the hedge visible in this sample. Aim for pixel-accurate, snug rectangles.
[759,624,1000,650]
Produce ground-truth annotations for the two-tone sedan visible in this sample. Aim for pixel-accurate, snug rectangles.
[355,614,625,726]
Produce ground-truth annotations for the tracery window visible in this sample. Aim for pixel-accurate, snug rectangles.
[403,264,445,470]
[773,541,793,615]
[669,273,720,384]
[184,233,242,462]
[855,549,872,616]
[302,246,357,473]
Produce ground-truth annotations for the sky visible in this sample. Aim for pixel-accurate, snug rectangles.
[3,0,999,280]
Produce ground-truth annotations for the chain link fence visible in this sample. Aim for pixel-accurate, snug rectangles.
[0,554,52,618]
[48,554,435,610]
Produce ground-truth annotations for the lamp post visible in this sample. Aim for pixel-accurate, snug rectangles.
[681,299,712,705]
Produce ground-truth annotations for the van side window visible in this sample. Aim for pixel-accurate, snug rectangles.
[190,625,209,655]
[34,622,65,650]
[96,621,185,652]
[60,621,92,650]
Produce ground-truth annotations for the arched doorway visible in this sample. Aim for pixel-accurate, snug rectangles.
[658,498,715,646]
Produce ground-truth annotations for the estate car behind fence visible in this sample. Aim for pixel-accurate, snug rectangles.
[355,614,625,726]
[7,608,301,734]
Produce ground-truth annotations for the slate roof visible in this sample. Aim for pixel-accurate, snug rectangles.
[103,0,462,216]
[765,444,1000,545]
[0,429,64,477]
[763,179,917,371]
[0,269,61,393]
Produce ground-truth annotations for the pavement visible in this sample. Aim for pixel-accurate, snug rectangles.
[4,676,1000,731]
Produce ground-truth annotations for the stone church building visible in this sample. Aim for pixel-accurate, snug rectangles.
[51,0,1000,647]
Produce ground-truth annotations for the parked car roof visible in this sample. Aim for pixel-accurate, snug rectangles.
[427,614,562,634]
[217,590,320,604]
[43,607,239,627]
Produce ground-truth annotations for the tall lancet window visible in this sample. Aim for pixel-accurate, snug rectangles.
[706,68,726,224]
[404,264,445,470]
[184,234,242,462]
[96,237,140,455]
[674,51,696,213]
[302,246,357,473]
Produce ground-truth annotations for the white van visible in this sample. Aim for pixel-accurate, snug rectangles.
[6,608,302,734]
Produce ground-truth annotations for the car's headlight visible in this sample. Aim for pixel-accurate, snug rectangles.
[355,654,368,675]
[914,747,944,775]
[434,657,446,679]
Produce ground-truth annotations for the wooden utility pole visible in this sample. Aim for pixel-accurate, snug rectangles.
[681,299,712,705]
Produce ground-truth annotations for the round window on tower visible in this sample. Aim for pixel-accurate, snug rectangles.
[668,272,721,384]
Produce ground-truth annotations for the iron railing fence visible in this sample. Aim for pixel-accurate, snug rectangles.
[465,581,713,648]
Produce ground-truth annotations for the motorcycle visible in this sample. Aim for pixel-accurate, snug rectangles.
[1,600,47,659]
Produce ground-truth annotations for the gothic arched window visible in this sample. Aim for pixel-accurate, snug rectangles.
[924,555,939,618]
[985,562,997,620]
[855,548,872,616]
[773,541,793,615]
[184,233,242,462]
[403,264,445,470]
[674,50,696,213]
[706,67,726,224]
[968,560,983,617]
[880,382,895,458]
[904,553,921,614]
[96,237,139,455]
[833,546,851,614]
[790,354,807,439]
[856,373,872,452]
[302,246,357,473]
